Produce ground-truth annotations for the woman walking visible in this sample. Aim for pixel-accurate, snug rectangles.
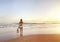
[17,19,23,36]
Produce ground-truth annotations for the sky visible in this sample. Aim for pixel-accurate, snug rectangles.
[0,0,60,23]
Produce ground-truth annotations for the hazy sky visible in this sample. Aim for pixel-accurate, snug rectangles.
[0,0,60,23]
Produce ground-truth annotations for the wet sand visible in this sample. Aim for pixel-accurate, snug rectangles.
[5,34,60,42]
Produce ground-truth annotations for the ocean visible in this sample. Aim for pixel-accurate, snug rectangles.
[0,23,60,41]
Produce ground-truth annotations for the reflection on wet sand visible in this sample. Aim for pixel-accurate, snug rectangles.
[17,26,23,37]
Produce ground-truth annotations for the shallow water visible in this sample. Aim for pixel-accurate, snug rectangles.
[0,23,60,41]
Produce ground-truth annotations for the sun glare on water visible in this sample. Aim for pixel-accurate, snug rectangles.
[55,26,60,34]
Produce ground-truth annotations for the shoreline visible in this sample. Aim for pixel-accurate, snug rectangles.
[5,34,60,42]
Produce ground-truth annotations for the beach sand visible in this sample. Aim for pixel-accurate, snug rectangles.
[5,34,60,42]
